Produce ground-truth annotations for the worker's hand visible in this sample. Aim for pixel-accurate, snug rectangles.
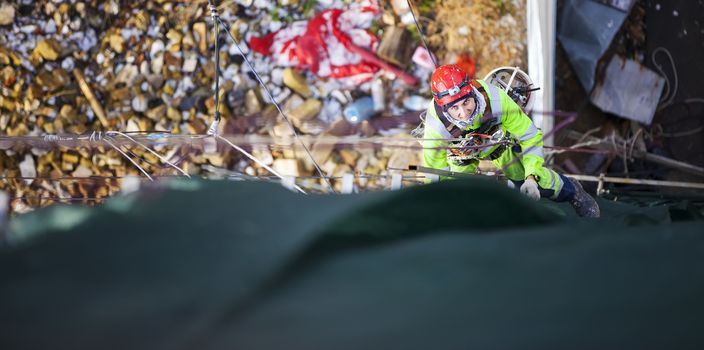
[520,177,541,201]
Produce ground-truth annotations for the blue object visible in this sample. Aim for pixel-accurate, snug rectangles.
[343,96,375,124]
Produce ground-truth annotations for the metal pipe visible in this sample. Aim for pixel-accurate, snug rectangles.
[566,174,704,190]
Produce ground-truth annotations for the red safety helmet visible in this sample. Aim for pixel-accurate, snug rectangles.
[431,64,475,107]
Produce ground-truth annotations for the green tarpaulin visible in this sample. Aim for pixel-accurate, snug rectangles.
[1,178,703,349]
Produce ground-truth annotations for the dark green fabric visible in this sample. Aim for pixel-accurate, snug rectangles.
[0,179,702,349]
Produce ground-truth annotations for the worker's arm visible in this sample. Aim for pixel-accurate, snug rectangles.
[497,90,545,179]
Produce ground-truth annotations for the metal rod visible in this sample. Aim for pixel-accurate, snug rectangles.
[207,0,221,135]
[567,174,704,190]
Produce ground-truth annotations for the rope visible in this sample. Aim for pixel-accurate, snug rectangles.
[405,0,438,68]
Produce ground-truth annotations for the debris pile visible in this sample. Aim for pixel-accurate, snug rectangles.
[0,0,527,213]
[426,0,526,78]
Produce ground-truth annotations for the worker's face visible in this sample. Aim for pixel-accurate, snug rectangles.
[446,96,476,122]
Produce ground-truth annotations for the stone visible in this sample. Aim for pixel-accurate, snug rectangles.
[125,118,141,132]
[311,139,335,167]
[166,28,183,44]
[273,158,300,177]
[272,122,294,137]
[283,68,312,98]
[287,98,321,125]
[59,105,77,120]
[109,32,125,53]
[244,89,262,114]
[0,3,15,26]
[251,146,274,166]
[182,52,198,73]
[193,22,208,55]
[145,104,166,120]
[132,94,148,112]
[35,70,62,92]
[34,39,62,61]
[167,107,182,122]
[111,86,131,101]
[182,31,196,49]
[19,154,36,181]
[203,153,226,167]
[0,66,15,86]
[339,149,359,167]
[150,39,165,57]
[114,64,139,85]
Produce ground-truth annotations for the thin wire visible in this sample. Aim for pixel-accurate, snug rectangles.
[216,16,336,194]
[106,131,191,177]
[103,136,154,181]
[406,0,438,68]
[652,47,678,111]
[214,134,307,194]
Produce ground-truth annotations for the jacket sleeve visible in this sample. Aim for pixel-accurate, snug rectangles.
[422,108,449,171]
[497,90,545,179]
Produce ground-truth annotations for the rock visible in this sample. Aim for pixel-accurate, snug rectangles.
[109,32,125,53]
[193,22,208,55]
[166,28,183,44]
[125,118,141,132]
[339,149,359,167]
[182,31,196,49]
[182,52,198,73]
[244,89,262,114]
[150,39,165,57]
[0,3,15,26]
[145,104,166,120]
[251,146,274,166]
[287,98,321,125]
[332,163,353,178]
[283,68,312,98]
[59,105,77,120]
[34,39,62,61]
[271,68,284,85]
[114,64,139,85]
[303,139,334,172]
[132,94,148,112]
[36,69,63,92]
[19,154,36,182]
[273,158,300,177]
[203,153,226,167]
[272,122,294,137]
[111,86,131,102]
[151,53,164,75]
[167,107,182,122]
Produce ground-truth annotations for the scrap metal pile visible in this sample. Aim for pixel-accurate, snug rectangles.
[0,0,527,214]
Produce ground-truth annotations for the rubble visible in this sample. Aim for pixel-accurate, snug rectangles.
[0,0,526,213]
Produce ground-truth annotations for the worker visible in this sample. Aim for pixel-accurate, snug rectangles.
[421,64,600,218]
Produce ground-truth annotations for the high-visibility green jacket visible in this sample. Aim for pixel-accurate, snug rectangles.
[422,79,545,180]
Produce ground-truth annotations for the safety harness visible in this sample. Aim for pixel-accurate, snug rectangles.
[433,86,516,164]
